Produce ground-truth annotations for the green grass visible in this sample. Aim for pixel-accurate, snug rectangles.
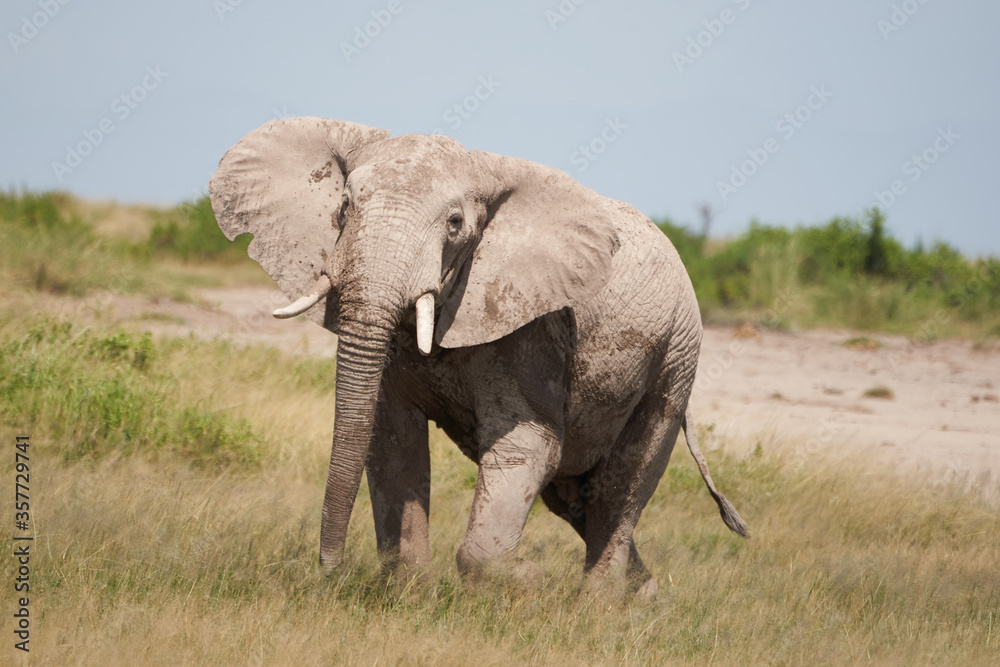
[2,191,998,663]
[862,385,895,400]
[659,208,1000,337]
[0,191,262,302]
[145,196,252,262]
[0,309,337,470]
[0,191,149,296]
[0,316,264,467]
[843,336,881,350]
[2,191,999,662]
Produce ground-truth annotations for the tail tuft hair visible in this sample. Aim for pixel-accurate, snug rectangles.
[681,407,750,539]
[714,492,750,538]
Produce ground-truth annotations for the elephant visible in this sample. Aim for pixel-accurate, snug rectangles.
[208,117,748,595]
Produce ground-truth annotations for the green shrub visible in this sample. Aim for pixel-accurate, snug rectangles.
[90,331,155,370]
[657,209,999,336]
[147,196,251,261]
[0,317,262,467]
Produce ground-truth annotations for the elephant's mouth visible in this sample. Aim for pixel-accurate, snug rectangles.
[272,274,437,356]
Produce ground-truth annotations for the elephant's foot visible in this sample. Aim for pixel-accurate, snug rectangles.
[392,561,433,591]
[581,552,660,601]
[578,573,658,602]
[633,575,658,600]
[458,552,542,590]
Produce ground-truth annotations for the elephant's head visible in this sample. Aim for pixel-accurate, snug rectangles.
[209,118,619,568]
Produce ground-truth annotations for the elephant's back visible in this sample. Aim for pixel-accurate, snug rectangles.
[576,199,700,349]
[560,201,702,473]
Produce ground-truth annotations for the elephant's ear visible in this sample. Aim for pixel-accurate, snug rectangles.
[208,117,390,325]
[436,151,620,348]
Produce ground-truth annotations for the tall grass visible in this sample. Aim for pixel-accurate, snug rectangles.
[2,404,997,664]
[0,307,997,664]
[0,191,150,296]
[0,312,336,470]
[0,316,263,467]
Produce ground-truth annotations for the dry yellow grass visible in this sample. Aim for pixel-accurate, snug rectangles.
[3,367,998,664]
[59,195,161,243]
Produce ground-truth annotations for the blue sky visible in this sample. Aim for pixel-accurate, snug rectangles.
[2,0,997,254]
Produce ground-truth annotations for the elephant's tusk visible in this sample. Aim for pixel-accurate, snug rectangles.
[416,292,435,355]
[272,275,333,319]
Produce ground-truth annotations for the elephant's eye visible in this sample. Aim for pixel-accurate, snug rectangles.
[447,212,463,236]
[337,196,349,231]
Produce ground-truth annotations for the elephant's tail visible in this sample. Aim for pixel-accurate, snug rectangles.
[681,407,750,538]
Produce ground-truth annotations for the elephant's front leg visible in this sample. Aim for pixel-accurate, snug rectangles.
[365,388,431,574]
[456,420,560,579]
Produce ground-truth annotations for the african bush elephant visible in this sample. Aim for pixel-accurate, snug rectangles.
[209,117,747,595]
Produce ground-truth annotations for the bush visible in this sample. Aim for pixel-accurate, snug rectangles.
[147,196,251,261]
[657,209,1000,335]
[0,318,262,467]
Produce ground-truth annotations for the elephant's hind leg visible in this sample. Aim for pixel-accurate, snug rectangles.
[541,479,657,596]
[580,394,683,595]
[540,479,587,539]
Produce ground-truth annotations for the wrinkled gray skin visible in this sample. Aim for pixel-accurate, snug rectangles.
[209,118,748,596]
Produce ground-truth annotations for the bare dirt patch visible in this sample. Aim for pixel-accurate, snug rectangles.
[33,285,337,358]
[694,325,999,489]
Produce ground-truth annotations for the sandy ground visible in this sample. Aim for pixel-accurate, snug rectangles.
[693,326,998,489]
[49,285,1000,488]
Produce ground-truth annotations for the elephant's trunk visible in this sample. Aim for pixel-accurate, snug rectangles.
[319,311,395,569]
[317,203,438,569]
[317,209,422,569]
